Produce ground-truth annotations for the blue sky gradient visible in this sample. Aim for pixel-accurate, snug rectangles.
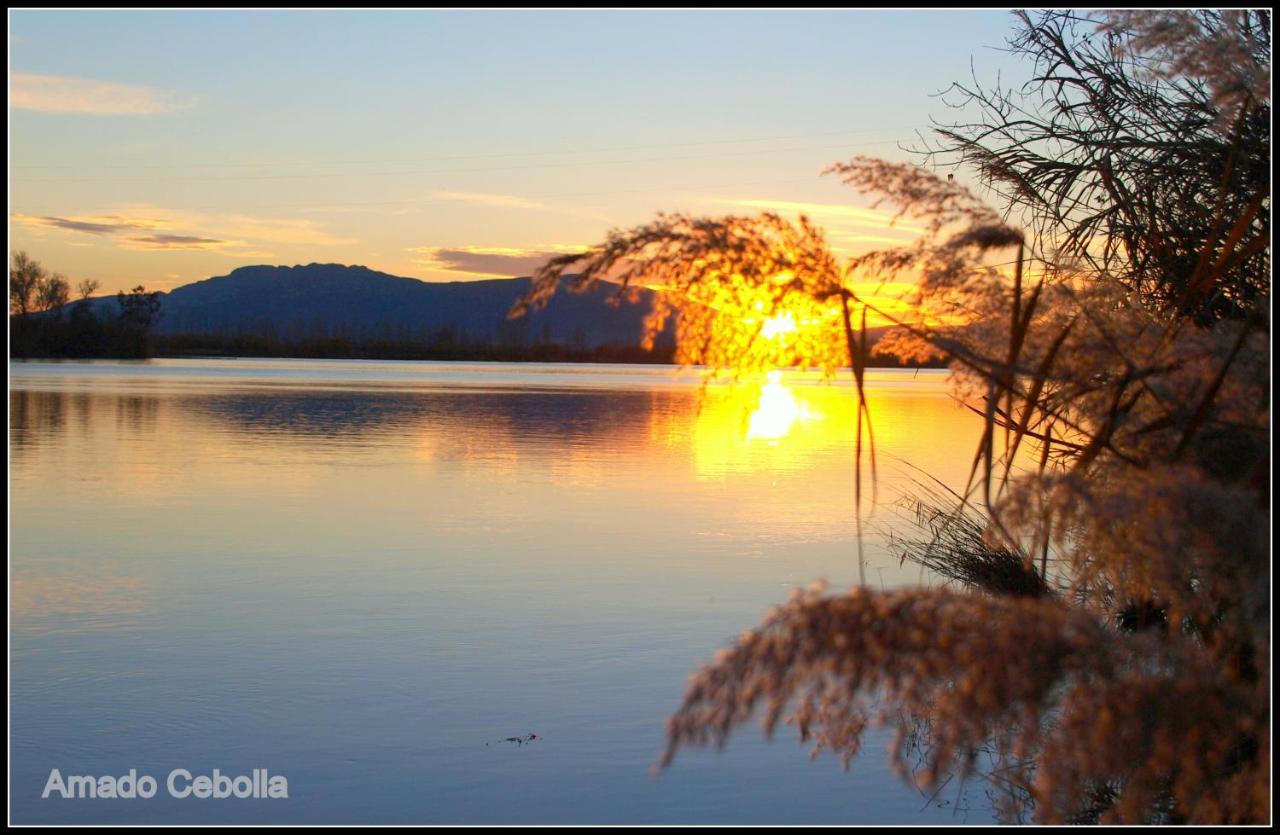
[10,10,1028,292]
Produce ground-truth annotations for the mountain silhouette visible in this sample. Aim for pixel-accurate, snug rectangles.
[90,263,664,349]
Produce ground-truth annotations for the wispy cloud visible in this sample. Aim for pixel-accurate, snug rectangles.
[9,73,191,115]
[212,215,356,247]
[408,244,586,278]
[11,208,351,255]
[706,197,927,239]
[12,213,175,235]
[122,234,229,251]
[429,191,547,211]
[427,190,615,224]
[13,213,238,251]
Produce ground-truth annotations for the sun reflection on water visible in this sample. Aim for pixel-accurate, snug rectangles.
[683,371,857,479]
[746,371,817,444]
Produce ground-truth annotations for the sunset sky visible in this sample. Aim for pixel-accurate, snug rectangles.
[9,9,1025,294]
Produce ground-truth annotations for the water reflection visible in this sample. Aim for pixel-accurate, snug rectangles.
[11,559,151,636]
[15,370,982,511]
[9,362,998,825]
[746,371,815,443]
[9,368,986,620]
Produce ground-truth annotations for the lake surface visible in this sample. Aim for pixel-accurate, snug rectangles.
[10,359,996,824]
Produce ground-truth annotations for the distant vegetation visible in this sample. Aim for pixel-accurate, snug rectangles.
[6,258,670,362]
[151,331,676,364]
[9,258,931,366]
[10,252,163,359]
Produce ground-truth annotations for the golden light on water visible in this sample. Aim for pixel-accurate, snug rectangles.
[685,372,854,478]
[746,371,814,443]
[678,369,1006,497]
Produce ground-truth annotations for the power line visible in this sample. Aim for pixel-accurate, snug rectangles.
[9,125,926,171]
[8,176,844,214]
[11,139,913,184]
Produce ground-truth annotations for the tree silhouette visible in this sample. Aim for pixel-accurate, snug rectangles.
[34,272,71,314]
[9,252,80,316]
[113,285,164,357]
[10,251,47,316]
[76,278,100,301]
[116,285,163,330]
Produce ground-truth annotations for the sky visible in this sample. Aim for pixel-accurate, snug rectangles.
[9,9,1029,294]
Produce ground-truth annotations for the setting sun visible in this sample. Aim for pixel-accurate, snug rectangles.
[760,311,798,340]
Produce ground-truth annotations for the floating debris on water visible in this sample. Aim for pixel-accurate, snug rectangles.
[486,732,539,747]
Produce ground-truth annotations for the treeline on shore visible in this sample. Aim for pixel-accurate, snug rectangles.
[11,302,941,367]
[9,250,940,367]
[8,301,679,364]
[154,331,678,364]
[11,294,162,359]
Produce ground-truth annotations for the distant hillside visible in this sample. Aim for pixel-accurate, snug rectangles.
[52,263,926,365]
[87,263,664,350]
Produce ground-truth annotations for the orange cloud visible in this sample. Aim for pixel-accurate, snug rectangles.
[409,244,587,278]
[120,234,231,251]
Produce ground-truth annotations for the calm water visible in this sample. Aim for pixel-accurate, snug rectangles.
[10,359,996,824]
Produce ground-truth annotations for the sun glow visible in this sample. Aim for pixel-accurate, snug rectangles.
[760,311,798,340]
